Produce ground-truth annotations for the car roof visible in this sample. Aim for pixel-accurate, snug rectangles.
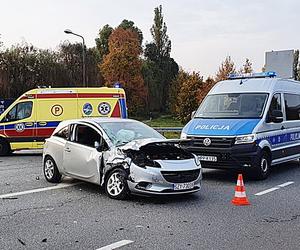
[59,118,138,126]
[209,78,300,95]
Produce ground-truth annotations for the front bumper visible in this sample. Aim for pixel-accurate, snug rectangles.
[185,143,261,169]
[127,163,202,195]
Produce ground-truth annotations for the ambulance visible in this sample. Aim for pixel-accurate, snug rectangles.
[181,72,300,179]
[0,87,127,155]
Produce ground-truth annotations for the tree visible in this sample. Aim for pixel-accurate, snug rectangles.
[215,56,236,82]
[100,28,147,115]
[144,5,179,113]
[240,58,253,74]
[173,70,204,123]
[95,24,114,61]
[149,5,171,60]
[118,19,143,45]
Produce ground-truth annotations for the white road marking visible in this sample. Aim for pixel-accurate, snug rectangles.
[255,181,294,196]
[0,182,81,199]
[96,240,134,250]
[277,181,294,188]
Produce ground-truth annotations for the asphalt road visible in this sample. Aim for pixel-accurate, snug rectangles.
[0,151,299,250]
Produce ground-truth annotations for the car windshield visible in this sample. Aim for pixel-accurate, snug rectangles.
[195,93,268,118]
[98,121,165,146]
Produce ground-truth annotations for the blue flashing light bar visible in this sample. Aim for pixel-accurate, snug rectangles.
[228,71,277,80]
[113,82,122,88]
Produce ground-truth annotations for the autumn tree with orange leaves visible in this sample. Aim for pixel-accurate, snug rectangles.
[100,28,147,115]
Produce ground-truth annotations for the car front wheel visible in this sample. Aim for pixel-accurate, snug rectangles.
[43,156,62,183]
[105,168,129,200]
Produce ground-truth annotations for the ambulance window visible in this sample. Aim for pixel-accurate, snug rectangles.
[54,126,69,140]
[4,101,32,122]
[284,94,300,121]
[74,124,102,148]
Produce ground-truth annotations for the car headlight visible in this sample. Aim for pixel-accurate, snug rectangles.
[180,132,187,139]
[235,134,256,144]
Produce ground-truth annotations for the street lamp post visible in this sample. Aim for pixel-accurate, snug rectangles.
[64,29,86,87]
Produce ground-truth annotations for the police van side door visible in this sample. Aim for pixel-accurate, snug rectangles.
[281,93,300,159]
[264,93,286,161]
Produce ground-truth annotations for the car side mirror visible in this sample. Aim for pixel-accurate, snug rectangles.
[94,138,107,152]
[191,111,196,119]
[269,110,283,123]
[94,141,104,152]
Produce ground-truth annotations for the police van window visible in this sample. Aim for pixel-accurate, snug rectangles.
[269,94,282,112]
[54,126,69,140]
[284,94,300,121]
[74,124,102,148]
[196,93,268,118]
[3,101,33,122]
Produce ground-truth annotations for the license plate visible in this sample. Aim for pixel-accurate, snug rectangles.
[173,182,194,190]
[198,155,217,162]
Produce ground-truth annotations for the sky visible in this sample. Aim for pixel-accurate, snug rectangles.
[1,0,300,77]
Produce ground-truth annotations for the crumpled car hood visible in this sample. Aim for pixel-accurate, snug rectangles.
[119,138,190,151]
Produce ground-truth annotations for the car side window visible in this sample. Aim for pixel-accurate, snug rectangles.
[2,101,33,122]
[269,94,282,113]
[54,126,69,140]
[73,124,102,148]
[284,94,300,121]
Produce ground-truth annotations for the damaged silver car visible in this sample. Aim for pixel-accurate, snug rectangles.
[43,118,202,199]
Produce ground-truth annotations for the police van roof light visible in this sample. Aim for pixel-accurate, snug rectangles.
[228,71,277,80]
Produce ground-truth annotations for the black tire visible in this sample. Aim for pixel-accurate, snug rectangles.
[43,156,62,183]
[0,138,11,156]
[105,168,129,200]
[253,151,271,180]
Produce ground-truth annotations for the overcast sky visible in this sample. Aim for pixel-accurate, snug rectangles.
[1,0,299,77]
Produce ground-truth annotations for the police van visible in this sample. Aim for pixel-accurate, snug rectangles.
[181,72,300,179]
[0,87,127,155]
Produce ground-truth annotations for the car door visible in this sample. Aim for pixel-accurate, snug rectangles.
[63,123,103,183]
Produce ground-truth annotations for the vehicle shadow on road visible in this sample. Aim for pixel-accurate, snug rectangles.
[75,181,202,205]
[202,161,300,183]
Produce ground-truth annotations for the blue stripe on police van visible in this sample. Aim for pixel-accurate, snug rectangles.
[257,131,300,146]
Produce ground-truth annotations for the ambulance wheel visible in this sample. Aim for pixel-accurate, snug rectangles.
[254,151,271,180]
[43,156,62,183]
[0,138,11,156]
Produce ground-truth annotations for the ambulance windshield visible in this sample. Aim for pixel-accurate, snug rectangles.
[195,93,268,119]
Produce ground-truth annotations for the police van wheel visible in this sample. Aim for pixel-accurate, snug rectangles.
[254,151,271,180]
[43,156,62,183]
[0,138,11,156]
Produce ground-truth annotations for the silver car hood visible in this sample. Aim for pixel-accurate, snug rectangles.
[119,138,191,151]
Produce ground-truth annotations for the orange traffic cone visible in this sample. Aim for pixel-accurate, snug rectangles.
[231,174,250,206]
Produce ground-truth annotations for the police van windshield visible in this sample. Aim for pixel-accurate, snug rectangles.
[195,93,268,119]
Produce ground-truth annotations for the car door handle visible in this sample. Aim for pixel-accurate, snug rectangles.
[65,148,71,152]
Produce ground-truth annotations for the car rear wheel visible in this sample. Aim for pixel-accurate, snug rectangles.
[254,151,271,180]
[105,168,129,200]
[43,156,62,183]
[0,138,11,156]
